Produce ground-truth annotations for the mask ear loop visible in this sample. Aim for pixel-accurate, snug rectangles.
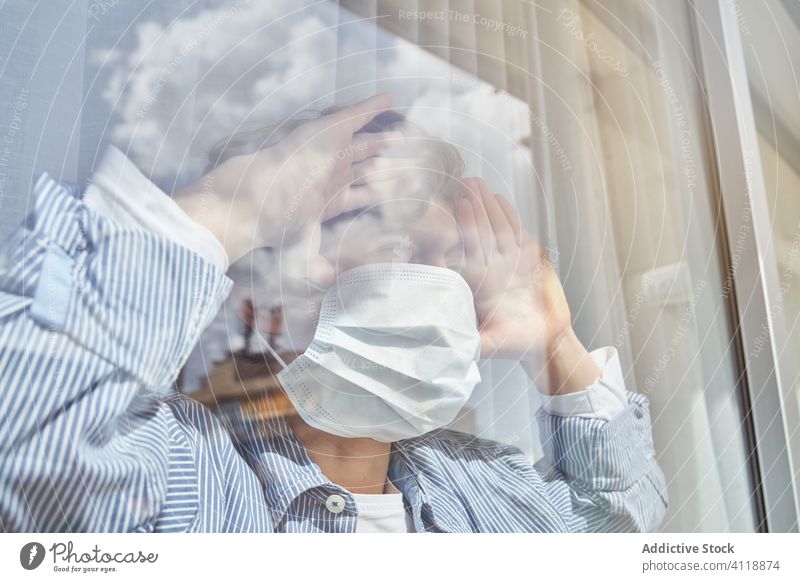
[254,327,288,369]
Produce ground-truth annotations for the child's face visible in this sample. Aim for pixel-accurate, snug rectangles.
[270,195,466,359]
[320,195,465,274]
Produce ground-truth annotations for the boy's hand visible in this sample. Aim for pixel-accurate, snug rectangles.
[456,177,600,394]
[174,94,402,263]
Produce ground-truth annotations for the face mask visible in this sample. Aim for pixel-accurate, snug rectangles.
[267,262,482,442]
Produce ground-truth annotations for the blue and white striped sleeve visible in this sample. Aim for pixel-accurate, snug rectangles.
[0,173,268,532]
[532,369,669,532]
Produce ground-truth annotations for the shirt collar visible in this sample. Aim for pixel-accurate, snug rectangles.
[391,435,476,533]
[221,405,468,531]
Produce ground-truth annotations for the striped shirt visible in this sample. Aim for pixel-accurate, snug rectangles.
[0,172,668,532]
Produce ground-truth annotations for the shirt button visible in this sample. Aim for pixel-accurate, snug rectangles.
[325,494,346,514]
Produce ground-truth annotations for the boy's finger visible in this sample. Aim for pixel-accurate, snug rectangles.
[455,197,483,265]
[322,176,418,220]
[495,194,523,246]
[329,93,393,134]
[349,131,404,162]
[462,179,493,260]
[351,157,421,185]
[475,179,514,252]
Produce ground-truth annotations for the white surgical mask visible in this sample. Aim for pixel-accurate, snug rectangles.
[268,262,481,442]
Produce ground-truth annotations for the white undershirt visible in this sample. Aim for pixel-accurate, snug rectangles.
[352,481,415,533]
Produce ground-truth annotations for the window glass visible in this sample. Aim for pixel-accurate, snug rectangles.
[0,0,767,532]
